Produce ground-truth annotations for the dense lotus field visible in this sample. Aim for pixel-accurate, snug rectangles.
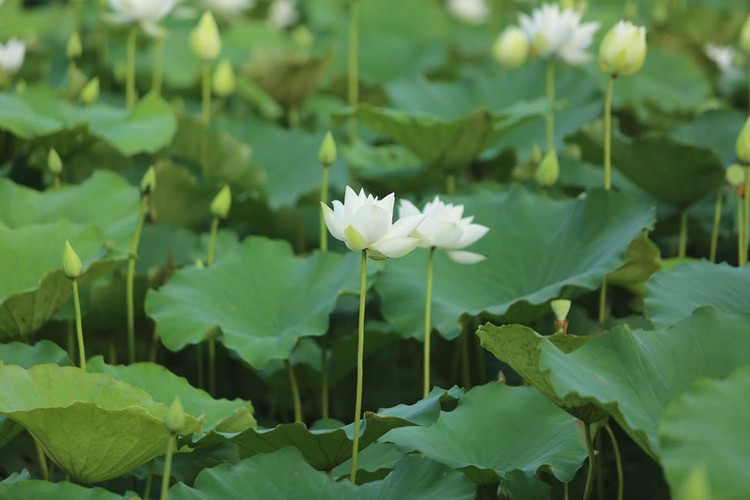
[2,0,750,498]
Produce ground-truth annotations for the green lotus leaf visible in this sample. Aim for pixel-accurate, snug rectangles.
[376,186,655,340]
[0,223,125,341]
[351,100,547,175]
[0,170,140,247]
[645,261,750,329]
[576,127,724,210]
[218,386,461,472]
[86,358,256,436]
[170,447,474,499]
[0,87,176,156]
[383,383,588,484]
[675,108,748,166]
[145,237,360,369]
[659,367,750,500]
[0,480,126,499]
[537,309,750,458]
[607,231,662,298]
[0,364,201,484]
[476,324,605,423]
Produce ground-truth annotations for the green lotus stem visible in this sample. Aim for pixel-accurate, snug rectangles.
[738,190,745,266]
[207,216,219,267]
[460,327,471,389]
[709,188,723,263]
[126,25,138,109]
[582,423,596,500]
[67,320,75,365]
[321,347,329,419]
[605,421,624,500]
[350,249,367,483]
[197,343,205,389]
[545,60,555,153]
[347,0,361,143]
[285,360,303,423]
[54,175,61,188]
[127,198,148,364]
[72,279,86,371]
[34,438,49,481]
[598,278,608,325]
[422,247,435,398]
[744,168,750,265]
[149,324,159,363]
[160,435,175,500]
[564,482,569,500]
[206,215,220,394]
[201,62,211,126]
[678,211,688,258]
[320,166,330,251]
[595,431,604,500]
[152,36,165,96]
[604,77,615,191]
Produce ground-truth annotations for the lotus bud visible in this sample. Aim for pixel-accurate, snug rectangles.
[164,396,185,434]
[740,16,750,55]
[190,11,221,62]
[212,58,236,98]
[48,148,63,176]
[536,150,559,187]
[210,185,231,219]
[736,117,750,165]
[599,21,646,77]
[66,31,82,60]
[551,299,571,334]
[726,164,745,187]
[63,240,82,279]
[79,77,100,106]
[140,167,157,196]
[492,26,529,69]
[318,131,337,167]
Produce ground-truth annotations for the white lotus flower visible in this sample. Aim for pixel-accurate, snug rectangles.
[705,44,741,78]
[519,3,599,65]
[107,0,178,37]
[322,187,425,258]
[268,0,299,29]
[399,196,489,264]
[0,38,25,75]
[447,0,490,25]
[203,0,254,17]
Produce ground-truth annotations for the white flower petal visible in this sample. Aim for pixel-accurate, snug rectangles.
[398,199,421,219]
[447,250,486,264]
[321,202,345,242]
[351,204,390,247]
[452,223,490,249]
[389,214,426,238]
[372,236,421,258]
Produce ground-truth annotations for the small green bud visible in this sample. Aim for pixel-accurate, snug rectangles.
[141,167,157,196]
[164,396,186,434]
[318,131,337,167]
[210,185,231,219]
[492,26,529,69]
[550,299,572,322]
[190,11,221,62]
[66,31,82,60]
[536,150,559,187]
[740,16,750,55]
[63,240,82,279]
[599,21,647,78]
[726,164,745,187]
[736,117,750,164]
[212,58,236,98]
[79,77,100,106]
[48,148,63,176]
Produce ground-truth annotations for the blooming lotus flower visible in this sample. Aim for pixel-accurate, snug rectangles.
[107,0,178,37]
[519,3,599,65]
[322,187,425,258]
[399,196,489,264]
[268,0,299,29]
[599,21,646,77]
[203,0,254,17]
[447,0,490,25]
[0,39,25,75]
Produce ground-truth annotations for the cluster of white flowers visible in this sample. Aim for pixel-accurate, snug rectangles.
[519,3,599,65]
[0,38,25,75]
[322,187,488,263]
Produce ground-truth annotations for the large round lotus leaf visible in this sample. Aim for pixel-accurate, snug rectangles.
[0,170,140,247]
[476,324,605,423]
[659,367,750,500]
[350,100,546,175]
[0,364,200,484]
[170,447,475,500]
[86,358,256,436]
[376,186,655,340]
[0,480,125,499]
[675,109,748,166]
[537,309,750,458]
[576,127,724,210]
[645,261,750,329]
[145,237,360,369]
[382,383,588,484]
[219,387,461,471]
[0,223,126,341]
[0,87,176,156]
